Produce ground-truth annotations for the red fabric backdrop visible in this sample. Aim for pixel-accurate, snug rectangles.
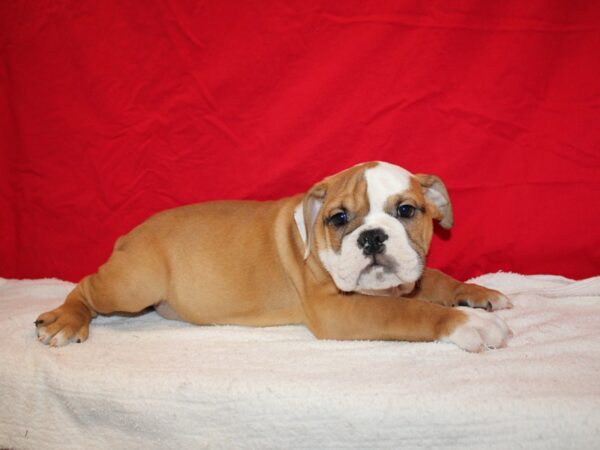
[1,0,599,282]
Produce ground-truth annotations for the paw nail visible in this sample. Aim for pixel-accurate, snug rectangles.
[77,339,81,343]
[486,302,492,312]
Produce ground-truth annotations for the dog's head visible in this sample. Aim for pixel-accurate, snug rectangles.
[295,161,453,293]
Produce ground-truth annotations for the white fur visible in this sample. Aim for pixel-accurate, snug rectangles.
[37,327,51,344]
[423,187,447,212]
[294,199,323,258]
[294,202,307,246]
[442,307,511,352]
[37,325,84,347]
[364,162,412,213]
[49,331,69,347]
[318,162,423,292]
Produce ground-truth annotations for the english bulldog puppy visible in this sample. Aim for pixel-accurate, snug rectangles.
[35,162,511,352]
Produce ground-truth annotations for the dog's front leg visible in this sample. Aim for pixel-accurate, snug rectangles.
[302,291,510,352]
[409,269,512,311]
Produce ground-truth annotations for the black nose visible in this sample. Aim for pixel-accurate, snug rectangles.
[357,229,388,256]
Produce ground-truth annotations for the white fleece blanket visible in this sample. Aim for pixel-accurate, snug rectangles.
[1,273,599,450]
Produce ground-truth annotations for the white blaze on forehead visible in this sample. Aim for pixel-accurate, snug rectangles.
[364,162,413,215]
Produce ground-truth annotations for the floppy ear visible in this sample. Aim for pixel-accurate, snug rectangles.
[295,182,327,260]
[415,174,453,229]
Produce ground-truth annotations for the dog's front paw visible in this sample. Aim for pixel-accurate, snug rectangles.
[453,283,512,311]
[443,307,511,352]
[35,305,91,347]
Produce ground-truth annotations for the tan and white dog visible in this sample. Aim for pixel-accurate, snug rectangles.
[35,161,511,352]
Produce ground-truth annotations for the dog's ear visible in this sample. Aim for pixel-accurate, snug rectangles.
[295,182,327,260]
[415,174,453,229]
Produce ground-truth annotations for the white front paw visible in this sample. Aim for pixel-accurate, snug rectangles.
[442,307,511,352]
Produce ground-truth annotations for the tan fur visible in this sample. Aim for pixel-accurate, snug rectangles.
[36,162,508,350]
[302,162,376,254]
[407,268,509,311]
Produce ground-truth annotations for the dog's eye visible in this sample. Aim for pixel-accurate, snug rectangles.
[328,211,348,227]
[397,204,416,219]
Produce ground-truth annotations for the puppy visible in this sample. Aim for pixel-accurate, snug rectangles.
[35,161,511,352]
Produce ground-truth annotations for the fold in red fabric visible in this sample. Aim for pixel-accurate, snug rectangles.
[1,1,599,281]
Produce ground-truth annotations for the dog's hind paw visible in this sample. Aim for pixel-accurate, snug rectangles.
[35,305,91,347]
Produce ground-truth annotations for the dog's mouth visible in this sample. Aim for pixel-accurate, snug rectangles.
[362,254,397,274]
[353,253,403,291]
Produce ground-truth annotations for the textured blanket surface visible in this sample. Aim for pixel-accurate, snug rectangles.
[1,273,599,449]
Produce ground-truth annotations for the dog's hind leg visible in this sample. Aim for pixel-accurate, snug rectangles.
[35,241,168,347]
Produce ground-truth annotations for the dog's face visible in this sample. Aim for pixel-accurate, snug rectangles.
[296,162,453,292]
